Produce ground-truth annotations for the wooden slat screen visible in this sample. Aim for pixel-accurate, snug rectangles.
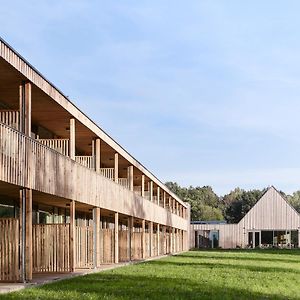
[0,218,19,282]
[75,225,93,269]
[32,224,70,273]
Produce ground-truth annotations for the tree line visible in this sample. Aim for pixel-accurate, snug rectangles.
[165,182,300,223]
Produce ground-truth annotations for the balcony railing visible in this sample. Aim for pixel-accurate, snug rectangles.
[75,156,94,169]
[100,168,114,180]
[118,178,129,190]
[0,110,19,131]
[37,138,69,156]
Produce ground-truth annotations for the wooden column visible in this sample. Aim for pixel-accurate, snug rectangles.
[176,202,179,215]
[150,181,153,202]
[20,189,32,282]
[114,153,119,183]
[157,187,160,206]
[163,226,166,254]
[142,219,146,259]
[69,200,76,272]
[163,191,166,208]
[149,221,153,257]
[128,166,134,192]
[169,227,172,253]
[114,212,119,263]
[95,138,101,173]
[141,175,145,198]
[157,224,160,256]
[70,118,76,159]
[128,216,133,260]
[19,81,32,136]
[93,207,101,268]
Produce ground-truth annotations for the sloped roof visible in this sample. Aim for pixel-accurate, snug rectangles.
[238,186,300,230]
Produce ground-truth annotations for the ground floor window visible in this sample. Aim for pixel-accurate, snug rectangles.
[249,230,299,249]
[197,230,219,248]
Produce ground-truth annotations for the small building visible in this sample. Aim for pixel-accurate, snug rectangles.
[191,186,300,249]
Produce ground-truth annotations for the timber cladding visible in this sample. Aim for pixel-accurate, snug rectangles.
[0,122,187,230]
[0,218,19,282]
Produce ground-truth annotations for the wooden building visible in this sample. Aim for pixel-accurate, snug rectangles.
[0,37,191,283]
[191,186,300,249]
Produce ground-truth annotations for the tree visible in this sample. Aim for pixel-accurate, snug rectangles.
[223,189,265,223]
[165,182,224,221]
[287,191,300,213]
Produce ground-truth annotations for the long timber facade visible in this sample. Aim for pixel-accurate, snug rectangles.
[0,38,191,282]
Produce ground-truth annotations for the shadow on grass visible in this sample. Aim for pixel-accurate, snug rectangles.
[147,259,300,275]
[1,272,296,300]
[175,254,300,264]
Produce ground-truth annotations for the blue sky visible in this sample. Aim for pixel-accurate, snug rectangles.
[1,1,300,195]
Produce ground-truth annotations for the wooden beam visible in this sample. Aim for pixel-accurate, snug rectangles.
[114,153,119,183]
[95,138,101,173]
[69,200,75,272]
[93,207,101,268]
[141,175,145,198]
[70,118,76,159]
[114,212,119,263]
[142,219,145,259]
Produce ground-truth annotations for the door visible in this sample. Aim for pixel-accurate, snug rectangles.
[248,231,260,248]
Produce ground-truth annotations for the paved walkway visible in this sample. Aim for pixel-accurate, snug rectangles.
[0,254,173,294]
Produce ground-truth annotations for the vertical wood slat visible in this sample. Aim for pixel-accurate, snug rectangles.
[75,156,95,169]
[0,218,19,282]
[32,224,70,273]
[37,138,70,157]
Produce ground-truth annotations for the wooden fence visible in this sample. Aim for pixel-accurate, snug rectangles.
[0,218,19,282]
[131,232,143,260]
[119,230,129,262]
[75,225,94,269]
[0,110,19,131]
[32,224,70,273]
[101,229,115,264]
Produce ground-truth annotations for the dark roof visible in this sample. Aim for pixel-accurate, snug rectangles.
[191,220,227,225]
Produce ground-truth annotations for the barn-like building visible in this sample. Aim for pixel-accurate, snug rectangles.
[191,186,300,249]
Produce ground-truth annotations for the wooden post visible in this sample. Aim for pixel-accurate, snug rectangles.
[142,219,146,259]
[172,227,175,253]
[19,82,31,136]
[128,216,133,260]
[163,191,166,208]
[114,153,119,183]
[93,207,101,268]
[70,118,76,159]
[70,200,75,272]
[157,224,160,256]
[157,187,160,206]
[141,175,145,198]
[114,212,119,263]
[149,221,153,257]
[150,181,153,202]
[95,138,101,173]
[128,166,134,192]
[20,189,32,282]
[163,226,166,254]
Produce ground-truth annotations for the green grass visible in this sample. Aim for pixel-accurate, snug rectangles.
[2,249,300,299]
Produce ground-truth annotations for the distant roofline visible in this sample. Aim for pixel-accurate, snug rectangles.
[191,220,227,225]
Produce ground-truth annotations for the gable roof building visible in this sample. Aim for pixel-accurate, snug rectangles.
[191,186,300,249]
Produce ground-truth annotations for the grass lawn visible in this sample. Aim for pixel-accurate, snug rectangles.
[1,249,300,300]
